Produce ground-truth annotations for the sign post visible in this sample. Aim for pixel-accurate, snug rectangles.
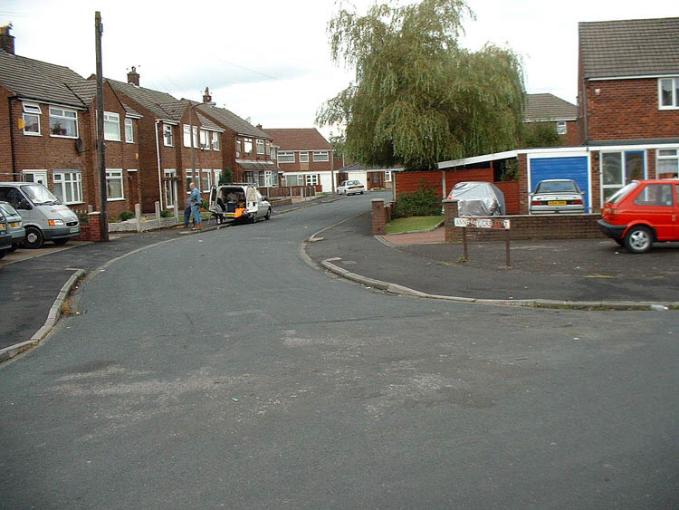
[453,217,512,268]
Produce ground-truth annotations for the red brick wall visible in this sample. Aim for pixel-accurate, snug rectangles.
[563,120,580,146]
[445,213,603,242]
[396,167,495,198]
[494,181,520,215]
[0,86,13,179]
[585,78,679,142]
[517,154,529,214]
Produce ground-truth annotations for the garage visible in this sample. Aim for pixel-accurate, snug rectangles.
[529,155,591,212]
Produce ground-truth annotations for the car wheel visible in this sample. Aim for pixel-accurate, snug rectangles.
[23,226,44,249]
[624,225,653,254]
[265,208,271,220]
[53,239,69,246]
[360,191,364,195]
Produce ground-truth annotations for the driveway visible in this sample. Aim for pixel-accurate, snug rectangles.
[1,194,677,509]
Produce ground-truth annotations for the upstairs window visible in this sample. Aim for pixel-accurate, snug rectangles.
[103,112,121,141]
[659,77,679,109]
[313,150,329,162]
[243,138,253,154]
[22,102,41,136]
[124,118,134,143]
[235,139,241,156]
[278,151,294,163]
[199,129,210,150]
[211,132,220,151]
[49,107,78,138]
[256,139,265,154]
[556,121,567,135]
[163,124,173,146]
[299,151,309,163]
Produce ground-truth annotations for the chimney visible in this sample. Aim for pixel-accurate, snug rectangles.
[0,24,15,55]
[202,86,213,104]
[256,124,263,129]
[127,66,140,86]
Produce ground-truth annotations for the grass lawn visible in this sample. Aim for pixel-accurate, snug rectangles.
[385,215,444,235]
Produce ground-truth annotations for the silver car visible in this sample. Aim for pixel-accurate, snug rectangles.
[529,179,586,214]
[0,201,25,250]
[337,180,366,195]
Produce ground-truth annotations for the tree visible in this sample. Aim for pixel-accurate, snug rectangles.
[317,0,525,170]
[521,122,562,149]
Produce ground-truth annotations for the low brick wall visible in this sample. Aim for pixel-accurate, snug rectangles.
[75,212,104,242]
[371,199,393,235]
[443,200,603,242]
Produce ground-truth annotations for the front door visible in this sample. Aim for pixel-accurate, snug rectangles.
[163,169,177,209]
[22,170,48,186]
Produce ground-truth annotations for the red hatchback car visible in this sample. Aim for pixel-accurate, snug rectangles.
[598,179,679,253]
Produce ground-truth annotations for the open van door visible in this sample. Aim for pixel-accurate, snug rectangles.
[208,186,218,213]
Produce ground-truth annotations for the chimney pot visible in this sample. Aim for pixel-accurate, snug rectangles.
[202,86,212,104]
[256,124,263,129]
[127,66,140,86]
[0,24,15,55]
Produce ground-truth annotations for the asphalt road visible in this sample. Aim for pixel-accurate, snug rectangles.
[1,194,677,509]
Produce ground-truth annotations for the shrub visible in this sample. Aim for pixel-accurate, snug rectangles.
[160,209,173,218]
[119,211,135,221]
[393,186,441,218]
[201,199,209,210]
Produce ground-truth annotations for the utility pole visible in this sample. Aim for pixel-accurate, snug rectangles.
[95,11,108,241]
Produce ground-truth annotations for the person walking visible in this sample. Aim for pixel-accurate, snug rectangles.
[187,181,202,231]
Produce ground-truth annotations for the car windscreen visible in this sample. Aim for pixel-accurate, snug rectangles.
[21,184,60,205]
[535,181,578,193]
[0,202,19,217]
[607,182,639,204]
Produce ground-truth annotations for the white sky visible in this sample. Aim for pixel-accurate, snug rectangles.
[1,0,676,137]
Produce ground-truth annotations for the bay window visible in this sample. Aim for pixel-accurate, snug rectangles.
[211,132,220,151]
[256,139,265,154]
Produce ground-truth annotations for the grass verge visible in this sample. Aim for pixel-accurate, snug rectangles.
[385,215,443,235]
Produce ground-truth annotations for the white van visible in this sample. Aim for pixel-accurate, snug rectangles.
[0,182,80,248]
[209,184,272,223]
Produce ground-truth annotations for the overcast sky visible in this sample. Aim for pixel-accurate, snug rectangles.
[1,0,676,137]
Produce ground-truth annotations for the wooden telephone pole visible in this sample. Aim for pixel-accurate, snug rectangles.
[95,11,109,241]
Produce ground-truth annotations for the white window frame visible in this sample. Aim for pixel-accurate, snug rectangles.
[256,139,265,155]
[201,169,212,191]
[656,148,679,178]
[658,77,679,110]
[213,169,222,185]
[243,138,253,154]
[277,151,294,163]
[556,121,567,135]
[53,170,83,204]
[312,150,329,162]
[600,150,647,205]
[106,169,125,201]
[48,106,78,139]
[103,112,121,142]
[185,169,198,193]
[22,170,48,186]
[199,129,210,150]
[305,174,319,186]
[211,132,220,151]
[299,151,309,163]
[163,123,174,147]
[22,102,42,136]
[124,118,134,143]
[385,171,392,182]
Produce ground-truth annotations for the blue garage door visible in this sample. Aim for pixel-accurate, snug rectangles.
[530,156,590,212]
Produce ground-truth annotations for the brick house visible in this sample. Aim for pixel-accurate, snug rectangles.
[195,88,280,187]
[524,93,578,146]
[576,17,679,205]
[0,27,142,218]
[109,72,224,213]
[262,128,337,192]
[437,16,679,215]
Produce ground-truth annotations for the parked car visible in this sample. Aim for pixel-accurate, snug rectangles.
[0,208,11,259]
[337,180,366,195]
[529,179,586,214]
[0,182,80,249]
[0,201,25,250]
[208,183,271,223]
[598,179,679,253]
[446,181,506,216]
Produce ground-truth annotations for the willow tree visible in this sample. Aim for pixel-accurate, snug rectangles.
[317,0,525,169]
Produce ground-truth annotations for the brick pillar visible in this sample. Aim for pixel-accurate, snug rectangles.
[443,199,459,243]
[88,212,103,242]
[372,199,386,235]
